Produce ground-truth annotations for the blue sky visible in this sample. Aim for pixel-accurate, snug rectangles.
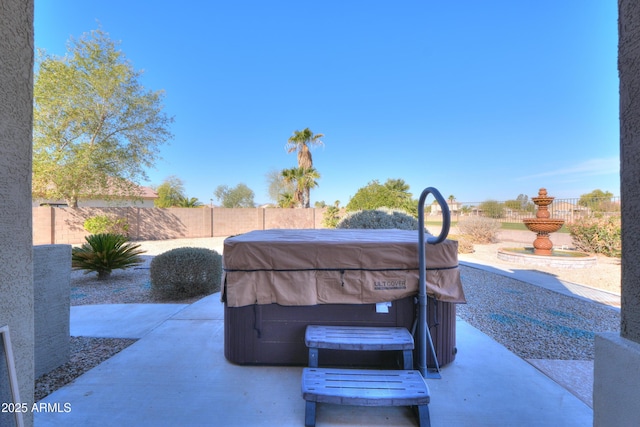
[34,1,620,206]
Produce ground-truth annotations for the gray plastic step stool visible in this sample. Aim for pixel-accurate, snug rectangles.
[302,325,430,427]
[305,325,415,369]
[302,367,430,427]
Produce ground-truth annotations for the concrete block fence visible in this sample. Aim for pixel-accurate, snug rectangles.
[33,244,71,377]
[33,206,329,245]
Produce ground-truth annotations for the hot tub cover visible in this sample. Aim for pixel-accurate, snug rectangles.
[222,229,465,307]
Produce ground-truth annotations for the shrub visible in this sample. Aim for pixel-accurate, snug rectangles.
[150,247,223,300]
[567,216,621,257]
[84,215,130,236]
[336,208,420,230]
[322,206,343,228]
[72,233,145,279]
[448,234,475,254]
[457,216,501,244]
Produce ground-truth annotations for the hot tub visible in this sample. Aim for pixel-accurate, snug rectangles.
[222,229,464,367]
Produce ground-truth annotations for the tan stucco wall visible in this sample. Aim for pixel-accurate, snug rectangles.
[593,1,640,425]
[0,0,35,425]
[619,0,640,344]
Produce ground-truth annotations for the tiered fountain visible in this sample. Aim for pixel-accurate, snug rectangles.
[497,188,596,268]
[522,188,565,255]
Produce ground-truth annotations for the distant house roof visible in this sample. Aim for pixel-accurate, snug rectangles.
[33,181,158,207]
[139,186,158,199]
[84,178,157,200]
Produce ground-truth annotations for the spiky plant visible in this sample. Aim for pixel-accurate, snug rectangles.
[72,233,145,280]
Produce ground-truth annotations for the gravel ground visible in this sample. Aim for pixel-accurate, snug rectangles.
[36,237,621,400]
[456,265,620,360]
[457,242,621,360]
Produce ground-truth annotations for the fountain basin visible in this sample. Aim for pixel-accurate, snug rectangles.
[497,247,597,269]
[522,218,565,234]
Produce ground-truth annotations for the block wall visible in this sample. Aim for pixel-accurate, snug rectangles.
[33,207,331,244]
[33,245,70,377]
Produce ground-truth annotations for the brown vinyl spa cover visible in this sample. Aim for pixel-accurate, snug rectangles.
[222,229,465,307]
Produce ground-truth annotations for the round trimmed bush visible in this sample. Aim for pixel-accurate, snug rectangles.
[150,247,223,300]
[336,208,420,230]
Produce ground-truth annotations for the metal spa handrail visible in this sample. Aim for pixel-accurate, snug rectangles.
[417,187,451,378]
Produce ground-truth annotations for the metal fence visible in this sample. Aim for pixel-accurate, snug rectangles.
[444,197,621,224]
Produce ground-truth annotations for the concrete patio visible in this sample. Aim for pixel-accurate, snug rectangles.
[35,271,601,426]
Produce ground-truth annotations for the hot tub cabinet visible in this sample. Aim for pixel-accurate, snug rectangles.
[222,229,464,368]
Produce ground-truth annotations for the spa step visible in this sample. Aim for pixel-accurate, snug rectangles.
[305,325,414,369]
[302,367,431,427]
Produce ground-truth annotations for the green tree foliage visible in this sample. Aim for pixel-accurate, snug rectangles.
[321,201,343,228]
[176,196,203,207]
[33,28,173,207]
[504,194,534,213]
[281,168,303,207]
[283,128,323,208]
[346,179,417,216]
[214,183,255,208]
[278,192,297,208]
[285,128,324,169]
[154,176,185,207]
[84,215,129,235]
[281,167,320,208]
[503,199,521,211]
[479,200,505,219]
[578,189,617,213]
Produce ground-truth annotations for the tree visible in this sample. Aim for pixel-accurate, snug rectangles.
[281,168,304,207]
[281,167,320,208]
[578,189,616,212]
[300,167,320,208]
[505,194,534,213]
[154,176,185,208]
[32,28,173,207]
[266,169,293,204]
[176,196,203,208]
[214,183,255,208]
[285,128,324,169]
[321,200,343,228]
[479,200,505,219]
[516,194,530,209]
[346,179,416,215]
[278,192,297,208]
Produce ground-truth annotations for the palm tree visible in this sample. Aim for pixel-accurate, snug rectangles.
[281,167,320,208]
[176,196,203,207]
[278,192,297,208]
[281,167,304,207]
[300,167,320,208]
[285,128,324,169]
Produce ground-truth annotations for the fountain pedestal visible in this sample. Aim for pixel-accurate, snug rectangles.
[522,188,564,256]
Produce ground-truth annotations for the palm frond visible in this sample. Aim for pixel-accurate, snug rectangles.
[72,233,145,279]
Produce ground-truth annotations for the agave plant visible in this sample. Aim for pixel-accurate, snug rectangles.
[72,233,145,280]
